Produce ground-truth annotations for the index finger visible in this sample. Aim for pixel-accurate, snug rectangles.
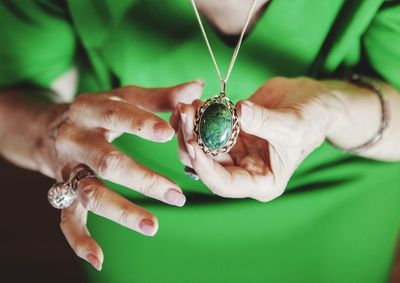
[69,96,174,142]
[113,80,204,113]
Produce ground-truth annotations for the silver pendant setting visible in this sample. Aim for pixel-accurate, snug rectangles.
[194,95,240,157]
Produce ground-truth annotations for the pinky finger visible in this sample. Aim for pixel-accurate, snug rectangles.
[60,202,104,271]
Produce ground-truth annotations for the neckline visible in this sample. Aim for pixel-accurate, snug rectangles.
[69,0,274,50]
[185,0,273,59]
[198,0,273,47]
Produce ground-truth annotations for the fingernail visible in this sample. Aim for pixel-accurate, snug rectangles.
[164,188,186,207]
[240,101,254,122]
[186,142,195,159]
[154,122,174,140]
[139,219,156,236]
[87,253,102,271]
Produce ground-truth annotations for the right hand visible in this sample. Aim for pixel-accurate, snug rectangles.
[34,81,204,270]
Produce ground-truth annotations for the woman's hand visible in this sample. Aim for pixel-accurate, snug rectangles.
[172,77,340,201]
[33,81,203,270]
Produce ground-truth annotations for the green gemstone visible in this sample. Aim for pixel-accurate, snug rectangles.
[200,102,233,150]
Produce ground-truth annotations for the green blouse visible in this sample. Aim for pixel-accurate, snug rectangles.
[1,1,399,282]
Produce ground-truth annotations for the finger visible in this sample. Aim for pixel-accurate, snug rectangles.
[70,97,174,142]
[179,104,241,196]
[174,100,203,167]
[177,121,193,167]
[188,138,276,199]
[237,100,297,143]
[58,127,186,207]
[170,99,203,132]
[179,103,233,165]
[179,108,259,198]
[60,202,103,271]
[77,177,158,236]
[113,80,204,113]
[179,104,195,142]
[170,103,183,132]
[188,139,282,201]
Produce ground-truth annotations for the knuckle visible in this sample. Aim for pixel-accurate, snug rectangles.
[70,93,91,113]
[139,170,161,196]
[55,121,73,142]
[53,122,77,155]
[95,149,123,178]
[80,182,104,212]
[103,101,120,127]
[117,205,134,227]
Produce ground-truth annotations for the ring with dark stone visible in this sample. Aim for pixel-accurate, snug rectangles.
[184,166,200,181]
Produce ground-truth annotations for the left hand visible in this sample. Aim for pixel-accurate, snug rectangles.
[171,77,340,201]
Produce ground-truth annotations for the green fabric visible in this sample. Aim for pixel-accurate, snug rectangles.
[1,0,400,282]
[0,1,75,87]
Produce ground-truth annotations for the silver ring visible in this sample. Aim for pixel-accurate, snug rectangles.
[48,165,96,209]
[184,166,199,181]
[69,165,96,191]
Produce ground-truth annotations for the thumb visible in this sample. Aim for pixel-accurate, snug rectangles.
[237,100,294,142]
[115,80,204,113]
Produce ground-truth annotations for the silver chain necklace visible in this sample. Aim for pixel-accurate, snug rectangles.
[191,0,261,156]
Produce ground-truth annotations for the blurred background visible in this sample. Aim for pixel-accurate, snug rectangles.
[0,157,86,283]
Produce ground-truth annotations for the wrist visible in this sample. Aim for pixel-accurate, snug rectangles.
[0,89,69,173]
[318,80,349,141]
[319,79,383,150]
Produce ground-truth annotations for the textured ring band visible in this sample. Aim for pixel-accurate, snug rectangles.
[70,166,96,191]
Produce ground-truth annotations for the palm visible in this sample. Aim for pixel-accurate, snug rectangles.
[219,131,271,176]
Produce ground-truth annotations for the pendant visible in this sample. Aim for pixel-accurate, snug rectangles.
[194,94,240,157]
